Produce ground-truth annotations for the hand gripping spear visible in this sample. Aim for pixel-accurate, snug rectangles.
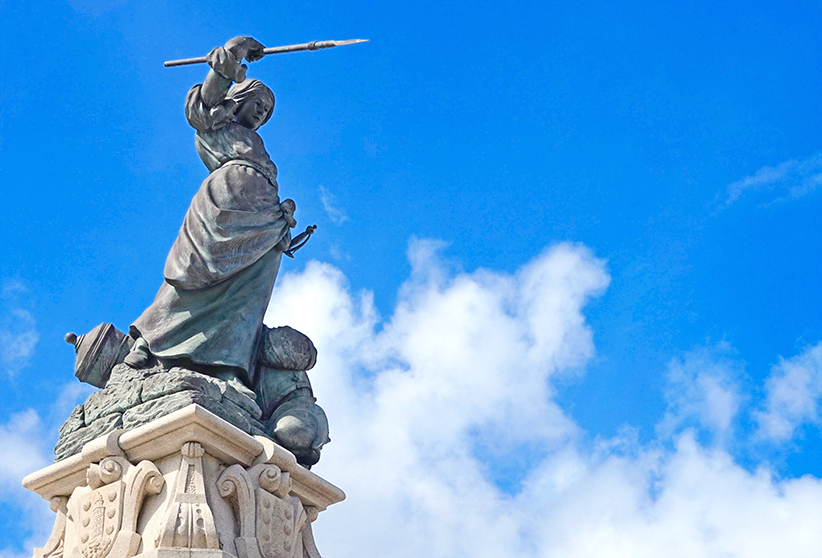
[164,39,368,67]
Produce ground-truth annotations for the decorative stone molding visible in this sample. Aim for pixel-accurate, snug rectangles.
[68,457,164,558]
[156,442,219,549]
[218,463,311,558]
[23,404,345,558]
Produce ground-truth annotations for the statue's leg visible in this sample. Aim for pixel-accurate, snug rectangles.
[124,337,151,368]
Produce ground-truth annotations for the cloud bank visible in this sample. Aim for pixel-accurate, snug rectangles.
[264,241,822,558]
[4,242,822,557]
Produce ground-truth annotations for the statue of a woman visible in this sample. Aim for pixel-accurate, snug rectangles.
[61,37,332,466]
[125,37,294,389]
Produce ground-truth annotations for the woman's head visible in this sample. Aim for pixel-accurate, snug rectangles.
[228,79,275,130]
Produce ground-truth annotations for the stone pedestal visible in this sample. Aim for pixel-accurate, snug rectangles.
[23,404,345,558]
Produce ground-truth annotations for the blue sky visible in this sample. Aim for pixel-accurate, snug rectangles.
[1,0,821,556]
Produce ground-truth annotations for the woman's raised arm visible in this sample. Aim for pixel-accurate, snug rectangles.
[185,37,266,132]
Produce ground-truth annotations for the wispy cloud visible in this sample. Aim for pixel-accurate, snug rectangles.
[0,410,54,558]
[0,379,102,556]
[0,281,39,377]
[657,342,744,444]
[327,243,353,262]
[319,186,350,225]
[755,341,822,442]
[0,411,49,493]
[719,153,822,208]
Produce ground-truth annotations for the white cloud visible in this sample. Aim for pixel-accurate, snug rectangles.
[319,185,350,225]
[755,341,822,442]
[523,434,822,558]
[266,241,609,556]
[7,244,822,558]
[720,153,822,207]
[0,410,55,558]
[0,411,49,493]
[657,343,743,443]
[0,282,39,377]
[263,242,822,558]
[0,380,95,557]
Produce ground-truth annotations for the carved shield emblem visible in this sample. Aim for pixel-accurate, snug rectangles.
[255,489,304,558]
[76,481,125,558]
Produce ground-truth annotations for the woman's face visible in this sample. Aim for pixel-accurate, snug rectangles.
[235,93,273,130]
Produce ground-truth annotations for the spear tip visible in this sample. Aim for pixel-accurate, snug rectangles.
[332,39,369,46]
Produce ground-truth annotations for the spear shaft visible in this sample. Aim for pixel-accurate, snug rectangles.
[164,39,368,67]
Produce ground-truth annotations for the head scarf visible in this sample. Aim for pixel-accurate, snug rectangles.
[227,79,276,127]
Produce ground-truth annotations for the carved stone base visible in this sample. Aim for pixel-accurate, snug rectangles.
[24,405,344,558]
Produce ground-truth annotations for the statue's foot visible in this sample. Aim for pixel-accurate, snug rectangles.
[124,337,151,368]
[269,406,326,467]
[273,415,321,467]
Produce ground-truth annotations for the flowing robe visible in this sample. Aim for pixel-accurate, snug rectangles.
[131,83,290,384]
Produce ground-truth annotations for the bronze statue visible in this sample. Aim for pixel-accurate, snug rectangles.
[126,36,291,381]
[63,36,365,466]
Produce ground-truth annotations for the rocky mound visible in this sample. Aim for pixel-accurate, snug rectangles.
[55,363,266,461]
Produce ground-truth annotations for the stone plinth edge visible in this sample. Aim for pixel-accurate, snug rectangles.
[24,403,344,508]
[252,436,345,512]
[118,403,263,465]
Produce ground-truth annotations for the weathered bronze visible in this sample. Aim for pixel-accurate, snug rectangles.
[128,36,291,378]
[285,225,318,258]
[61,36,357,466]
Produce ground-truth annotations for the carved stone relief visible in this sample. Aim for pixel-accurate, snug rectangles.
[156,442,220,549]
[218,463,321,558]
[65,457,163,558]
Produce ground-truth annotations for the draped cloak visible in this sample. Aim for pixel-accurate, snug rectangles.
[131,83,290,384]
